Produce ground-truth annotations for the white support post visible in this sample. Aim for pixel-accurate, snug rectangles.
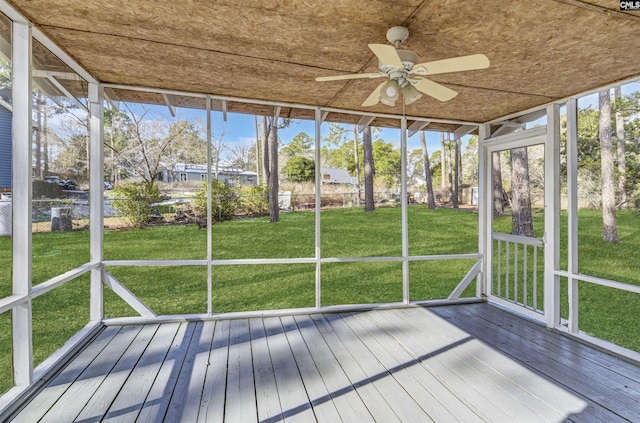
[89,83,104,321]
[544,104,561,328]
[478,124,490,298]
[400,117,409,304]
[314,108,322,309]
[206,96,213,314]
[11,19,33,387]
[567,98,579,333]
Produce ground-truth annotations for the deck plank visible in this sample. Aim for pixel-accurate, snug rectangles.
[102,322,182,422]
[433,305,635,422]
[348,311,485,423]
[8,304,640,423]
[136,322,195,423]
[281,315,343,423]
[197,319,230,423]
[10,326,117,422]
[262,316,316,423]
[74,324,160,422]
[249,317,283,422]
[164,321,216,422]
[311,314,400,422]
[293,314,375,422]
[324,313,436,423]
[38,325,144,423]
[225,318,257,423]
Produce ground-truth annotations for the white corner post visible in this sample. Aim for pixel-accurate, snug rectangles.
[566,98,579,333]
[400,117,409,304]
[314,108,322,309]
[206,96,212,315]
[477,123,490,299]
[89,83,104,321]
[11,18,33,387]
[544,103,561,327]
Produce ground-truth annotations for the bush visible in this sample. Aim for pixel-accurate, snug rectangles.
[238,184,269,216]
[194,180,239,221]
[112,182,163,227]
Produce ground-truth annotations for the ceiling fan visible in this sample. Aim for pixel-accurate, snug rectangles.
[315,26,490,107]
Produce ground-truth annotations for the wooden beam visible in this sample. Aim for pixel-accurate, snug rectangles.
[356,115,375,133]
[448,261,482,300]
[452,124,476,141]
[32,69,82,80]
[407,120,430,138]
[162,93,176,117]
[321,111,329,123]
[89,83,104,321]
[32,77,63,107]
[46,76,87,111]
[102,270,156,318]
[103,87,120,112]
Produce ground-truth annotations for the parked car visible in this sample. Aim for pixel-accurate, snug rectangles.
[61,180,78,190]
[104,181,113,190]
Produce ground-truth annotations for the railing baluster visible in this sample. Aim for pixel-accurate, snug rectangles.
[514,242,519,304]
[497,239,502,297]
[505,241,510,300]
[533,245,538,311]
[524,244,528,308]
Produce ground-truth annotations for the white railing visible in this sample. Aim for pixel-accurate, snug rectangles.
[492,232,544,313]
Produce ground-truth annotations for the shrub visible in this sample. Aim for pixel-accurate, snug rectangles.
[194,180,239,221]
[112,182,163,227]
[238,184,269,216]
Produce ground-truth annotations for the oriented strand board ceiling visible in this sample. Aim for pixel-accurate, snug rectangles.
[7,0,640,125]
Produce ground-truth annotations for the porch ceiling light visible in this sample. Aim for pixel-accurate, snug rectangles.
[380,80,400,106]
[403,84,423,105]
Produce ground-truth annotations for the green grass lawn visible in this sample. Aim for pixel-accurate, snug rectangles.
[0,206,639,395]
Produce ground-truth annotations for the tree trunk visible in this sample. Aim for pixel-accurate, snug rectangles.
[492,151,504,217]
[268,117,279,222]
[420,131,436,209]
[440,133,446,189]
[453,136,460,208]
[363,126,375,212]
[615,86,627,209]
[353,125,361,206]
[599,90,619,243]
[510,147,534,237]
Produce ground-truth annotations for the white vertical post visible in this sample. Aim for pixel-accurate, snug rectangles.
[206,96,212,314]
[477,124,489,298]
[544,103,561,327]
[11,19,33,387]
[314,108,322,309]
[400,117,409,303]
[566,98,579,333]
[89,83,104,321]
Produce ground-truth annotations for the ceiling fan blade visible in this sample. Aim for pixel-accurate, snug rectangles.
[368,44,403,68]
[362,81,386,107]
[315,73,384,82]
[412,78,458,102]
[412,54,490,76]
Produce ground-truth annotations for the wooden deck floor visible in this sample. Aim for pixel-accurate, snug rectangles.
[8,303,640,422]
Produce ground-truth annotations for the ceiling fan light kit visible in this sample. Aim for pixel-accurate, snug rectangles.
[315,26,490,107]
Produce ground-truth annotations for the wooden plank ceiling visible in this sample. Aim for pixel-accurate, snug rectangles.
[6,0,640,126]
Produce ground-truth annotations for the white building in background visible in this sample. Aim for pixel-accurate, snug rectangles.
[156,163,258,186]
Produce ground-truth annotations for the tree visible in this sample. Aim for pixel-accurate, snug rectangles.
[510,147,534,237]
[372,139,401,187]
[420,131,436,209]
[462,136,479,186]
[283,156,315,182]
[281,132,313,158]
[492,151,505,216]
[353,125,362,205]
[363,126,375,212]
[599,90,619,243]
[614,87,627,208]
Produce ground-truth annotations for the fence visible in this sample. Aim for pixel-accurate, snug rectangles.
[492,232,544,314]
